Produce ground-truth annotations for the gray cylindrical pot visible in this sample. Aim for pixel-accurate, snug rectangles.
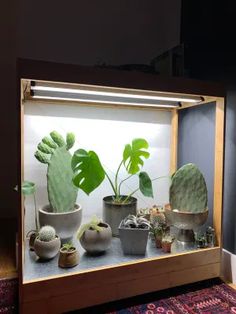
[103,196,137,237]
[34,236,61,260]
[39,204,82,243]
[80,222,112,254]
[119,221,150,255]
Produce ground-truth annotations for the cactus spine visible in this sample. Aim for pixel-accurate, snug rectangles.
[38,226,56,242]
[169,163,208,213]
[35,131,78,213]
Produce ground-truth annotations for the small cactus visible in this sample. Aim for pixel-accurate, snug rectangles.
[35,131,78,213]
[169,163,208,213]
[38,226,56,242]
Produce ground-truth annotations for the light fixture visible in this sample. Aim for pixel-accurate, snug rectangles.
[30,81,203,108]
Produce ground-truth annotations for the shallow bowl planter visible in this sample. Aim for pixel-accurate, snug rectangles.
[103,196,137,237]
[39,204,82,243]
[118,220,150,255]
[165,204,208,243]
[58,247,79,268]
[34,236,61,260]
[80,222,112,254]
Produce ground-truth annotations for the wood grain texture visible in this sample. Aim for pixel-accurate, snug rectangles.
[21,248,220,313]
[213,98,225,247]
[21,260,220,314]
[170,109,178,174]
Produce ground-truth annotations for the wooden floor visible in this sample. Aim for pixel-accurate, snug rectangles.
[0,219,18,279]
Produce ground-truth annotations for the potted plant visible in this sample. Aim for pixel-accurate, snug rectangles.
[34,226,61,260]
[150,210,168,248]
[22,181,39,250]
[161,234,174,253]
[196,234,207,248]
[58,242,79,268]
[118,214,150,255]
[77,216,112,254]
[35,131,82,242]
[71,138,154,236]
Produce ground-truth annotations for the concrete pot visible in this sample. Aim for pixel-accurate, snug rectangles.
[58,247,79,268]
[118,220,150,255]
[34,236,61,260]
[39,204,82,243]
[103,196,137,237]
[80,222,112,254]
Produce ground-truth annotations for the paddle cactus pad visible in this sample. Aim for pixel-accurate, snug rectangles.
[169,163,208,213]
[35,131,78,213]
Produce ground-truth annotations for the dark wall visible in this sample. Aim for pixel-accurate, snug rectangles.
[0,1,181,218]
[17,0,181,66]
[181,1,236,254]
[177,103,216,227]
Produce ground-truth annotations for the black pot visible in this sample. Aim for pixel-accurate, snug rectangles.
[103,196,137,237]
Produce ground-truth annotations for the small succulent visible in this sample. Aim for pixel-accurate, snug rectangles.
[162,234,174,243]
[77,216,104,240]
[61,242,75,252]
[38,226,56,242]
[122,215,151,229]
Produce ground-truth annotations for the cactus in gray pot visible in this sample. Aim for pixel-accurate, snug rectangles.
[169,163,208,213]
[38,226,56,242]
[35,131,78,213]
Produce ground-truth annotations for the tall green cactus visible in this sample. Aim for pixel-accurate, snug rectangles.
[169,163,208,213]
[35,131,78,213]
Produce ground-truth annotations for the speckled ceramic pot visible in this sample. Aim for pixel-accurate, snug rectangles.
[39,204,82,243]
[80,222,112,254]
[34,236,61,260]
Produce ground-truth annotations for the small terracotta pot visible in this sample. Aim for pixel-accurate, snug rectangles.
[155,236,162,248]
[161,241,172,253]
[58,247,79,268]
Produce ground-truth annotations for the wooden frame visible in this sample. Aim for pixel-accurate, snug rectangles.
[17,59,225,313]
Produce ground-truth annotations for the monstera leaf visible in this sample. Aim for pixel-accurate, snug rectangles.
[139,171,153,197]
[71,149,105,195]
[123,138,150,174]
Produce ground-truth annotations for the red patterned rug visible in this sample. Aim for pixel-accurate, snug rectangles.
[0,278,18,313]
[108,283,236,314]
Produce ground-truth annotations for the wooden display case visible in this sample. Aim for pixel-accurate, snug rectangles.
[18,59,225,314]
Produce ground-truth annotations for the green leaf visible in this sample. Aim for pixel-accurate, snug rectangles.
[71,149,105,195]
[139,171,153,198]
[123,138,150,174]
[22,181,36,195]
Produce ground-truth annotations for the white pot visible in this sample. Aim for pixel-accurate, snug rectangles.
[39,204,82,243]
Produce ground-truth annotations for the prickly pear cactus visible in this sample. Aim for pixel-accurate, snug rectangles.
[38,225,56,242]
[169,163,208,213]
[35,131,77,213]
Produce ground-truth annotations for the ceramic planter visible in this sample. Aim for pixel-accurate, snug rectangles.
[118,220,150,255]
[161,241,172,253]
[58,247,79,268]
[28,231,37,251]
[103,196,137,237]
[155,235,162,248]
[80,222,112,254]
[34,236,61,260]
[38,204,82,243]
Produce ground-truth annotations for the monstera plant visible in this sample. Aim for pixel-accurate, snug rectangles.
[71,138,154,236]
[71,138,153,202]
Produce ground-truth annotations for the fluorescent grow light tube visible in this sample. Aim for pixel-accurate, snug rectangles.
[31,95,179,108]
[30,81,203,108]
